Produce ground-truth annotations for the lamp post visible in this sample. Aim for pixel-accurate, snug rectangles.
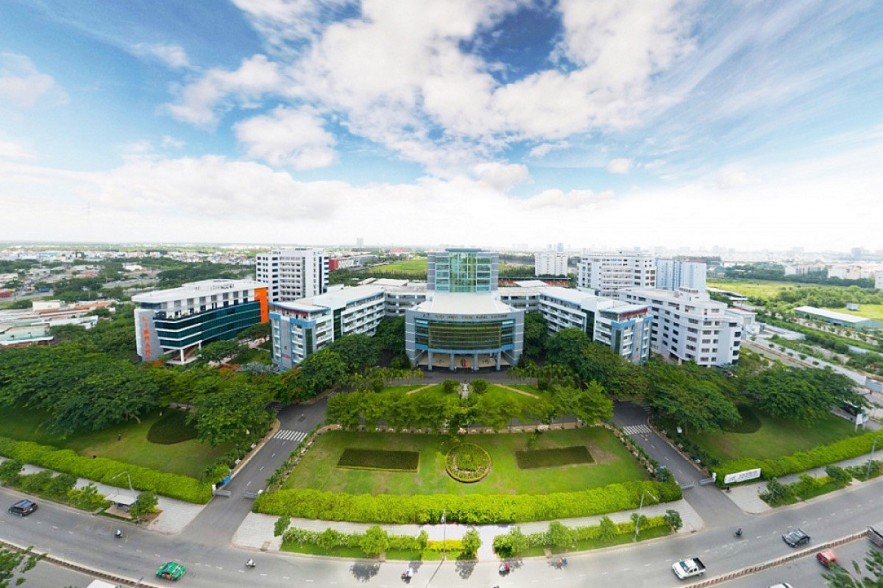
[110,471,134,495]
[867,435,881,480]
[441,510,446,561]
[633,489,658,542]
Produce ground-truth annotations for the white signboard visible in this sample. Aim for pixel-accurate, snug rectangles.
[723,468,762,485]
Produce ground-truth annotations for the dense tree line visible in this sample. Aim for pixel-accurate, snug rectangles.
[724,263,875,289]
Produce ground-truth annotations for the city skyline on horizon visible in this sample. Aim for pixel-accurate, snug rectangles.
[2,1,882,250]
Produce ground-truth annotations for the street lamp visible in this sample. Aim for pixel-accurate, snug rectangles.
[110,471,134,495]
[867,435,881,480]
[633,489,658,542]
[441,510,446,561]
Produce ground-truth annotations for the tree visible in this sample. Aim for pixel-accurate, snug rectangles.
[644,361,740,433]
[326,334,381,373]
[189,380,273,446]
[551,381,613,424]
[597,516,617,541]
[522,311,548,360]
[663,510,683,532]
[0,546,41,588]
[461,528,482,558]
[547,521,573,548]
[360,526,389,557]
[744,366,861,424]
[67,483,109,511]
[128,490,159,523]
[546,328,593,382]
[198,339,243,364]
[822,549,883,587]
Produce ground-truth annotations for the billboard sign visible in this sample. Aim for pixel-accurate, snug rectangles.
[723,468,762,485]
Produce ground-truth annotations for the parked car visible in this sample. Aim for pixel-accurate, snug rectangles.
[816,548,837,568]
[8,499,38,517]
[782,528,810,547]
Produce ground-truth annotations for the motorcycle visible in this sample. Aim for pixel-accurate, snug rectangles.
[734,528,743,538]
[499,562,511,575]
[114,529,123,539]
[245,559,256,569]
[401,567,413,582]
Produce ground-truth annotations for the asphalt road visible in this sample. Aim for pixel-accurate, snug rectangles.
[4,474,883,587]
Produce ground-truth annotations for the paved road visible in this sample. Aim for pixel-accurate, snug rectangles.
[613,401,744,529]
[4,472,883,587]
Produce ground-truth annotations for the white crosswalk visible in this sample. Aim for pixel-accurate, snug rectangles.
[621,424,652,436]
[273,429,307,443]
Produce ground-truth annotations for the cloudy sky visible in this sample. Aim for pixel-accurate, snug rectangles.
[2,1,882,251]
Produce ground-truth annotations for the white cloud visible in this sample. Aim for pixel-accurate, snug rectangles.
[166,55,282,126]
[528,142,569,158]
[0,139,36,161]
[471,162,530,191]
[716,165,760,189]
[161,136,186,150]
[0,53,67,108]
[520,188,613,210]
[132,43,191,69]
[234,106,336,170]
[606,158,633,174]
[232,0,350,53]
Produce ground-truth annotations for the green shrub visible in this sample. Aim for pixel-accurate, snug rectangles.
[0,436,211,503]
[254,480,682,524]
[0,459,23,485]
[715,431,883,483]
[19,470,54,494]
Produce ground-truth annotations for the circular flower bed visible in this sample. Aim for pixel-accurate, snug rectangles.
[445,443,491,483]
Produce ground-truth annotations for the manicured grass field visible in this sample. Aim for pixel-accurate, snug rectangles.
[707,279,812,300]
[283,428,648,495]
[0,407,230,478]
[690,412,858,463]
[823,303,883,321]
[371,258,428,275]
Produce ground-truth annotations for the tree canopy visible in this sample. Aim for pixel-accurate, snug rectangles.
[743,366,862,424]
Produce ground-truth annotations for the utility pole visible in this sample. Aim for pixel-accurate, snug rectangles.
[441,510,446,561]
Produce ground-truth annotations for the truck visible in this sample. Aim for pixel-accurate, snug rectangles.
[672,557,706,579]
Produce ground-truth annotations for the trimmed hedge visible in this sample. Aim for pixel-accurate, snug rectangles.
[254,479,681,524]
[282,527,462,554]
[0,436,211,504]
[714,430,883,485]
[337,449,419,471]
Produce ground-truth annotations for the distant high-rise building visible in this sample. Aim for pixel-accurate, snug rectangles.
[256,248,329,304]
[427,248,498,292]
[534,251,568,276]
[356,237,364,249]
[577,252,656,296]
[656,259,707,291]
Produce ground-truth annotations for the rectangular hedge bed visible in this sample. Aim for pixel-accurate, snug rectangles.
[515,446,594,469]
[337,448,419,471]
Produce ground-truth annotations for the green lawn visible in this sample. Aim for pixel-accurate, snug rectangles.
[370,258,428,275]
[0,408,231,478]
[691,412,858,463]
[283,428,648,495]
[707,279,813,300]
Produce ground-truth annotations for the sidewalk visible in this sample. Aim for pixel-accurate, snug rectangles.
[9,461,204,534]
[232,498,703,561]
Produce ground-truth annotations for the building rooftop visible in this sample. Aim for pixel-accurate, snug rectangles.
[275,285,384,313]
[793,306,868,324]
[132,279,266,304]
[417,293,514,315]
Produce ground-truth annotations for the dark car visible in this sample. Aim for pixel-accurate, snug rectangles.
[8,499,38,517]
[782,528,810,547]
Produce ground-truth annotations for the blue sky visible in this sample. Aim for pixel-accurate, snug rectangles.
[1,0,881,251]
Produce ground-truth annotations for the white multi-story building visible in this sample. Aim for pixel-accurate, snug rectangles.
[256,248,328,304]
[577,252,656,296]
[656,259,707,291]
[133,279,268,364]
[271,285,386,369]
[534,251,568,277]
[619,287,742,367]
[876,271,883,290]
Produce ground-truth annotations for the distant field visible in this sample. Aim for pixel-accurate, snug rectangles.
[370,258,428,275]
[707,279,812,300]
[823,304,883,321]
